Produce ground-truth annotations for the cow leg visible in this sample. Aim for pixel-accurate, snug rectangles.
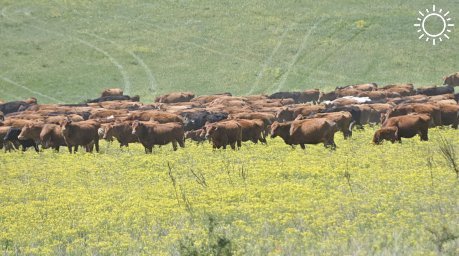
[94,139,99,153]
[300,144,306,150]
[172,141,178,151]
[420,130,429,141]
[230,143,236,150]
[237,140,242,149]
[178,139,185,148]
[67,146,73,153]
[33,143,39,153]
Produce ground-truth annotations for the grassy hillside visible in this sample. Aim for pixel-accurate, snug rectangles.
[0,0,458,103]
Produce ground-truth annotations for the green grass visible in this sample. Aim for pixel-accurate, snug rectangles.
[0,127,458,255]
[1,0,458,103]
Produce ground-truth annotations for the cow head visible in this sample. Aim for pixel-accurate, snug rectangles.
[373,127,398,145]
[60,117,72,133]
[18,123,33,140]
[270,122,281,138]
[100,124,113,140]
[204,125,217,140]
[131,121,143,135]
[276,107,293,122]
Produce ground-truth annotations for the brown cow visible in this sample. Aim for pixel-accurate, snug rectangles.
[101,88,124,97]
[311,111,354,139]
[235,119,266,144]
[381,84,415,97]
[45,115,84,125]
[103,122,139,147]
[126,111,183,123]
[155,92,195,103]
[271,119,337,149]
[276,105,325,122]
[229,112,275,136]
[18,122,45,143]
[131,121,185,153]
[374,114,431,144]
[372,127,398,144]
[381,103,441,127]
[204,120,242,150]
[437,104,459,129]
[60,119,100,153]
[40,124,68,151]
[443,72,459,86]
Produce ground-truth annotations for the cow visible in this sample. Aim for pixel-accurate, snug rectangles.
[374,114,431,144]
[271,118,337,149]
[381,103,441,127]
[235,119,266,144]
[126,111,183,123]
[40,124,68,152]
[184,129,206,143]
[268,89,321,104]
[0,100,32,115]
[437,104,459,129]
[0,126,15,151]
[381,84,415,97]
[276,105,325,122]
[372,127,398,144]
[443,72,459,86]
[17,122,45,144]
[3,127,39,152]
[103,122,139,147]
[310,111,354,139]
[45,115,84,125]
[180,110,210,131]
[155,92,195,103]
[86,95,140,103]
[336,83,378,92]
[101,88,124,97]
[204,120,242,150]
[229,112,275,136]
[415,85,454,96]
[131,121,185,153]
[318,91,337,102]
[60,119,101,153]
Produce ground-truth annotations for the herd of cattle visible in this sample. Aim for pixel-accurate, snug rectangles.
[1,72,459,153]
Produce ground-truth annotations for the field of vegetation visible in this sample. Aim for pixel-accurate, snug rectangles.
[0,127,458,255]
[1,0,459,103]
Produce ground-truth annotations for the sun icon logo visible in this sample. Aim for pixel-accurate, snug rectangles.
[414,5,454,45]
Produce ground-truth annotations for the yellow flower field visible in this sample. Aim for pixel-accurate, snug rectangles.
[0,127,458,255]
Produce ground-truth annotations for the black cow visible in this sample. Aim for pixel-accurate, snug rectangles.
[0,101,31,115]
[85,95,140,103]
[4,127,39,152]
[181,110,210,131]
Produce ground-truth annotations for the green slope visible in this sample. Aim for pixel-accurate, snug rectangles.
[0,0,458,103]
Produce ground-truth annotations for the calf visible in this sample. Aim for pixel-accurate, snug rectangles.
[103,122,139,147]
[3,127,39,152]
[60,119,100,153]
[184,129,206,144]
[131,121,185,153]
[40,124,68,152]
[204,120,242,150]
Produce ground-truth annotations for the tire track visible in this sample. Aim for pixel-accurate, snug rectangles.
[115,14,258,64]
[248,24,292,95]
[83,32,158,93]
[2,6,132,95]
[274,19,323,92]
